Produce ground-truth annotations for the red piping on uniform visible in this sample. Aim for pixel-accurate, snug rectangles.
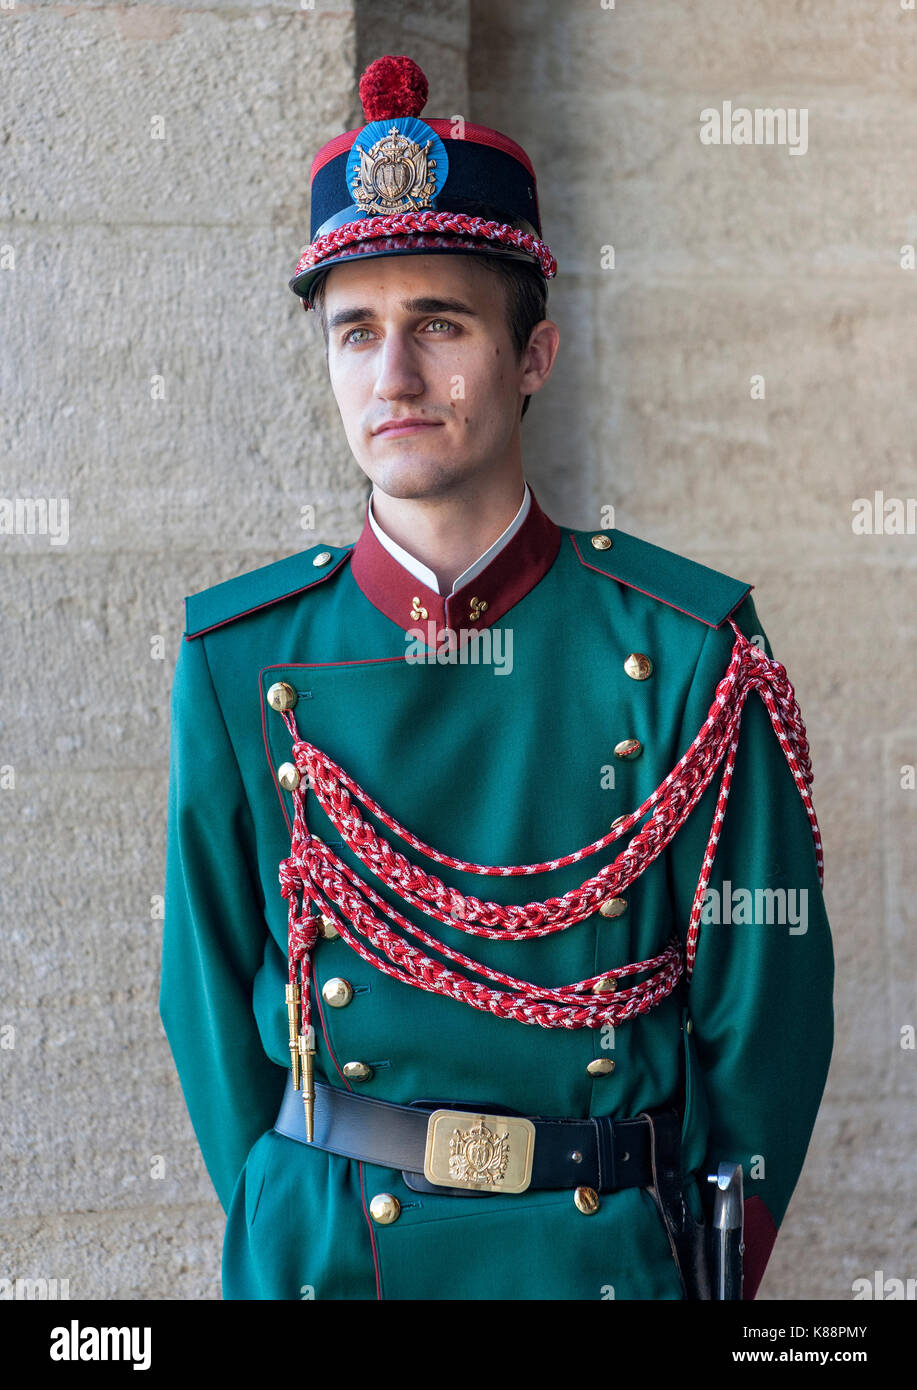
[314,986,350,1089]
[259,654,409,837]
[260,679,293,839]
[719,586,753,623]
[358,1162,384,1300]
[261,654,407,673]
[185,550,352,641]
[568,532,753,628]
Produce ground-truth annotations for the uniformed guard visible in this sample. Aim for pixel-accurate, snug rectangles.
[160,55,834,1301]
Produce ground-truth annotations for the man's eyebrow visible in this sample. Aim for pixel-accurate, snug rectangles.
[326,297,480,332]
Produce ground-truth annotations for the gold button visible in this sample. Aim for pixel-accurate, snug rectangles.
[267,680,298,712]
[610,815,628,830]
[410,596,428,621]
[590,534,612,551]
[321,977,353,1008]
[686,1018,694,1035]
[614,738,642,761]
[598,897,627,918]
[313,551,332,567]
[369,1192,401,1225]
[318,914,340,940]
[624,653,653,681]
[277,762,301,791]
[591,977,617,995]
[586,1058,616,1077]
[574,1185,600,1214]
[342,1061,373,1082]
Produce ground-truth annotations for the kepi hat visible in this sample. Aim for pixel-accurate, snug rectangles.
[289,54,557,309]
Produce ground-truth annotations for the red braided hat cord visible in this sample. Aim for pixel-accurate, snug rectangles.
[293,209,558,284]
[278,619,823,1051]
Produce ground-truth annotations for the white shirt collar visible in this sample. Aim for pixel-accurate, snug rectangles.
[367,482,531,596]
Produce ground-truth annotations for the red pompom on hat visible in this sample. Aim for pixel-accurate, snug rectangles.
[359,55,428,121]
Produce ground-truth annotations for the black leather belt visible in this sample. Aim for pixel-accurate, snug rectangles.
[274,1070,662,1198]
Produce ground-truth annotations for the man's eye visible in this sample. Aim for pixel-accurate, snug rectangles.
[342,320,456,345]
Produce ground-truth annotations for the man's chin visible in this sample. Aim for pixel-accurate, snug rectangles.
[366,457,476,501]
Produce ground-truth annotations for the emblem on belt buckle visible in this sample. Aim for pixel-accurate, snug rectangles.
[423,1110,536,1193]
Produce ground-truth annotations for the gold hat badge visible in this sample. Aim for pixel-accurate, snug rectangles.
[350,118,443,216]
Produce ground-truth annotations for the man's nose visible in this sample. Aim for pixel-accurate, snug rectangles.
[373,331,426,399]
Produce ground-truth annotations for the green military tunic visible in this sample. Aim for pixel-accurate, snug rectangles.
[159,488,834,1300]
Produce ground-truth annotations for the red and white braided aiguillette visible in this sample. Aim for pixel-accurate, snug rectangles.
[278,619,822,1128]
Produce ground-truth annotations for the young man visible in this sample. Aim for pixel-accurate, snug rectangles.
[160,56,834,1301]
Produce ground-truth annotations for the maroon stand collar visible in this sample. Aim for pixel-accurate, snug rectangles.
[349,485,561,641]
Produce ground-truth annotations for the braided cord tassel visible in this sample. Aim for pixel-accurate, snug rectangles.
[279,771,320,1135]
[683,622,823,975]
[276,623,822,1029]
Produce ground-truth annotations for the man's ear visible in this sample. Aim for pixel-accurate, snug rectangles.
[521,319,560,398]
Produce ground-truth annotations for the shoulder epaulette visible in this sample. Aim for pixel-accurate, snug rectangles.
[569,527,752,628]
[184,543,352,639]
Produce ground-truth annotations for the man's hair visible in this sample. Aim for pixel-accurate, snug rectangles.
[309,252,548,420]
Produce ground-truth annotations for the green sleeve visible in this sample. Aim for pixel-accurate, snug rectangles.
[667,593,834,1296]
[159,631,286,1214]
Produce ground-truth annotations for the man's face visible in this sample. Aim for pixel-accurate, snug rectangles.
[320,254,535,500]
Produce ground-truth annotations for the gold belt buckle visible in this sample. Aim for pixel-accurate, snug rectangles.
[423,1108,536,1194]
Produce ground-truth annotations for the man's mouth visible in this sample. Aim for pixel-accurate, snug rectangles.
[374,419,444,437]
